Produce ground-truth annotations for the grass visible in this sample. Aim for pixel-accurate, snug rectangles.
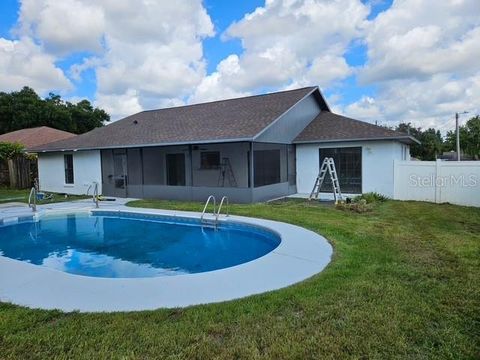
[0,187,89,205]
[1,198,479,359]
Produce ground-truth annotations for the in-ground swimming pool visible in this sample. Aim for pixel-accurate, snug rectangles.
[0,211,280,278]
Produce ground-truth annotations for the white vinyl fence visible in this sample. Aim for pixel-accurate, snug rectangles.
[394,160,480,207]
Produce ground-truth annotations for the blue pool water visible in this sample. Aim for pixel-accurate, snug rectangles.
[0,212,280,278]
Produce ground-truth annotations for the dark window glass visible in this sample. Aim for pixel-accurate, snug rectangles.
[200,151,220,169]
[166,153,186,186]
[64,154,74,184]
[319,147,362,193]
[254,149,280,187]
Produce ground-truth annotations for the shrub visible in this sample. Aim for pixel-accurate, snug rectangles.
[353,192,389,204]
[336,199,371,213]
[0,142,25,160]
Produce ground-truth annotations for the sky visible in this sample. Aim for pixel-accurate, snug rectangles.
[0,0,479,133]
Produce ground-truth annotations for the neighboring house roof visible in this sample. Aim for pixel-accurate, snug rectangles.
[31,87,320,152]
[0,126,76,150]
[294,111,419,145]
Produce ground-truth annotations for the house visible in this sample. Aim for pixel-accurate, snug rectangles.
[0,126,76,150]
[0,126,76,188]
[30,87,418,202]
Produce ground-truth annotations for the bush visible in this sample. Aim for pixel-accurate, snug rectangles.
[0,142,24,160]
[336,199,371,213]
[353,192,389,204]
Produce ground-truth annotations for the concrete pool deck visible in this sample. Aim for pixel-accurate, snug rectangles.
[0,199,332,312]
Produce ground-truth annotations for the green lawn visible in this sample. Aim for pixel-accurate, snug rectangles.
[0,188,29,203]
[0,187,89,205]
[1,199,479,359]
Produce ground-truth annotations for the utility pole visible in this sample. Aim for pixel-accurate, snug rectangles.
[456,111,468,161]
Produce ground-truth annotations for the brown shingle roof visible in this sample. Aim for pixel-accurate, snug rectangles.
[32,87,316,151]
[294,111,418,144]
[0,126,76,150]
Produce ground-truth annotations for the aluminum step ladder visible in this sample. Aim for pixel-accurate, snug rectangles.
[217,157,237,187]
[309,157,343,203]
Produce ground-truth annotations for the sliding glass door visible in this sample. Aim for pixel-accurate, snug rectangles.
[319,147,362,194]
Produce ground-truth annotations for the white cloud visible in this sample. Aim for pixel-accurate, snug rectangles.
[0,37,71,93]
[339,0,480,130]
[94,89,142,120]
[191,0,368,102]
[343,73,480,132]
[17,0,105,55]
[343,96,382,121]
[93,0,215,108]
[11,0,215,119]
[188,56,251,104]
[69,57,103,82]
[3,0,479,130]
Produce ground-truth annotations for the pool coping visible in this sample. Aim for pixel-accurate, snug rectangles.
[0,203,332,312]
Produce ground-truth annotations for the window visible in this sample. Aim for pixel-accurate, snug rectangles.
[319,147,362,193]
[200,151,220,169]
[254,149,280,187]
[64,154,74,184]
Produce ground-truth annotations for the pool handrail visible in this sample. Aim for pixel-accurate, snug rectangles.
[216,196,229,222]
[93,182,99,209]
[28,186,37,212]
[87,182,100,208]
[201,195,216,222]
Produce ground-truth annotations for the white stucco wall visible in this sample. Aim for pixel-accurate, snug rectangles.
[38,150,102,195]
[296,140,408,198]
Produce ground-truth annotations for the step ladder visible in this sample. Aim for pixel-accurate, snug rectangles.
[309,157,343,203]
[217,157,237,187]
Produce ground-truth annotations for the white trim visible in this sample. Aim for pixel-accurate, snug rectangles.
[36,138,254,153]
[294,135,419,145]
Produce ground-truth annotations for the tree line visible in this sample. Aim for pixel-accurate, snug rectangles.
[0,87,109,135]
[395,118,480,160]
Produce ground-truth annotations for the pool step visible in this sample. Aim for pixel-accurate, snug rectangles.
[200,216,217,229]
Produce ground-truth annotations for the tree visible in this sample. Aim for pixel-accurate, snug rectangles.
[445,116,480,159]
[396,123,443,160]
[0,87,110,135]
[0,142,25,160]
[67,100,109,134]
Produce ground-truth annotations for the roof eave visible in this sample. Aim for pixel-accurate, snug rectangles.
[294,135,420,145]
[32,137,256,153]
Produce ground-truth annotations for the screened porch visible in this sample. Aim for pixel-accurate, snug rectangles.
[100,142,296,203]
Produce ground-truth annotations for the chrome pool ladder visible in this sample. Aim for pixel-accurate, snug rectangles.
[28,186,37,212]
[201,195,229,229]
[87,182,100,208]
[216,196,229,222]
